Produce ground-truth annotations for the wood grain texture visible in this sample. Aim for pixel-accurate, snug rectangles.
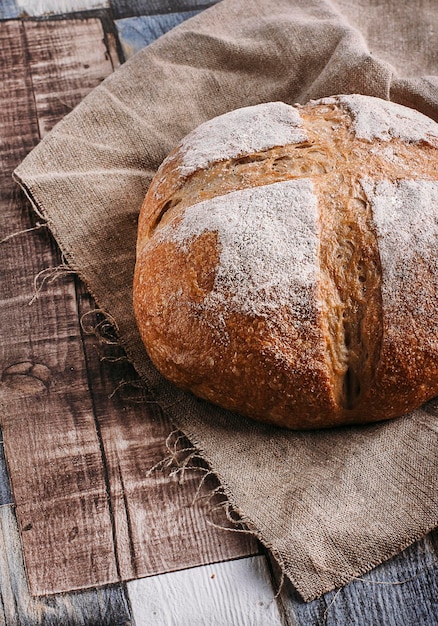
[1,11,256,601]
[26,8,257,586]
[127,555,285,626]
[23,18,117,137]
[16,0,108,17]
[109,0,218,20]
[0,0,19,19]
[273,529,438,626]
[0,19,118,595]
[1,4,436,625]
[0,506,132,626]
[0,21,40,167]
[78,289,259,582]
[116,11,201,59]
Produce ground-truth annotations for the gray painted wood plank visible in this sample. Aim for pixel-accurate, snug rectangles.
[116,11,201,59]
[0,439,13,506]
[0,0,19,19]
[109,0,218,20]
[274,529,438,626]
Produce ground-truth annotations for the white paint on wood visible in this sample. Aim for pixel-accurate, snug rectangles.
[127,555,284,626]
[16,0,108,16]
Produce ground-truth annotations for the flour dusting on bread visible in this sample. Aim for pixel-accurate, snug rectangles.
[156,179,319,319]
[362,178,438,339]
[174,102,309,177]
[321,94,438,145]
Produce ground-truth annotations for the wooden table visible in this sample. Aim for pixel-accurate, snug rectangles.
[1,1,437,624]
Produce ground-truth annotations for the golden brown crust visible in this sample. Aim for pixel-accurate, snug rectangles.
[134,96,438,429]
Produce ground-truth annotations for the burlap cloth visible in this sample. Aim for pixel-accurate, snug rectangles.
[14,0,438,602]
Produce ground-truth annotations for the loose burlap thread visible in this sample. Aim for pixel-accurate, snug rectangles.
[14,0,438,601]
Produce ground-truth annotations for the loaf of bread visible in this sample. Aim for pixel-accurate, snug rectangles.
[133,94,438,429]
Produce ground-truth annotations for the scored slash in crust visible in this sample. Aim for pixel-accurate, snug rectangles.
[134,95,438,430]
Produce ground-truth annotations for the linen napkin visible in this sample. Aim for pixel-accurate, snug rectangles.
[14,0,438,601]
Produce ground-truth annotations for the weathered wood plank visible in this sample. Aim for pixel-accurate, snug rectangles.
[116,11,201,59]
[24,9,257,585]
[0,505,132,626]
[0,21,40,168]
[273,529,438,626]
[127,555,285,626]
[78,289,259,581]
[109,0,218,19]
[3,13,257,600]
[0,19,118,596]
[0,0,19,19]
[16,0,108,17]
[23,17,116,137]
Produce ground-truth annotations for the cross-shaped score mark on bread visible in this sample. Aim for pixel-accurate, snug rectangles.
[134,95,438,429]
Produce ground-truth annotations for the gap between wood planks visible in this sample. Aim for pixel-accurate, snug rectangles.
[1,14,258,598]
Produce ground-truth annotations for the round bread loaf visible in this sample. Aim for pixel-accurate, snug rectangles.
[133,94,438,430]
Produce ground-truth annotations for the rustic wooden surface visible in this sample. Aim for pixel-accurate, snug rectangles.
[127,555,285,626]
[0,17,121,597]
[0,3,257,597]
[1,2,438,625]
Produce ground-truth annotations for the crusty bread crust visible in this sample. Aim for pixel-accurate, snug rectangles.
[134,95,438,429]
